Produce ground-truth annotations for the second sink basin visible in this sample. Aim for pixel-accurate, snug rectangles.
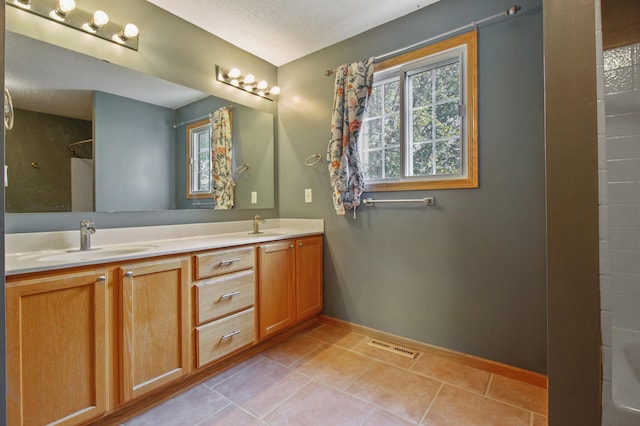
[32,245,158,262]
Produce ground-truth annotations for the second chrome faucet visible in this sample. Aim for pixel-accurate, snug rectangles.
[80,220,96,251]
[251,214,266,234]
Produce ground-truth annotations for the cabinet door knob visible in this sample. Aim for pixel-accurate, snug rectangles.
[289,243,294,249]
[298,242,303,247]
[125,271,134,278]
[97,275,106,282]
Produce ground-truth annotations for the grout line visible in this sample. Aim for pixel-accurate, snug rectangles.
[202,354,265,390]
[485,373,494,396]
[419,382,445,425]
[258,378,315,420]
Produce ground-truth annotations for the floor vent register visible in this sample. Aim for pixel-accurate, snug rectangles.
[367,339,419,359]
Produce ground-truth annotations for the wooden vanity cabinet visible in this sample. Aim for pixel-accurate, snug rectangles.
[118,257,191,402]
[295,235,323,321]
[258,240,296,339]
[6,269,109,426]
[258,235,323,339]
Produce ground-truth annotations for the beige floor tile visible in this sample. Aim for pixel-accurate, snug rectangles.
[346,362,441,423]
[202,355,264,388]
[261,333,327,367]
[533,413,548,426]
[197,404,265,425]
[294,345,377,389]
[124,384,230,426]
[264,382,375,426]
[411,352,491,394]
[213,358,310,419]
[307,324,368,349]
[352,339,419,369]
[421,384,531,426]
[487,374,548,415]
[362,409,418,426]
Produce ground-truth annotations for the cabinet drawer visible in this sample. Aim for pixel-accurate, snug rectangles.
[196,308,255,367]
[195,270,255,324]
[194,246,254,280]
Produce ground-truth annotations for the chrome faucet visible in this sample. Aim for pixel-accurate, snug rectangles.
[80,220,96,251]
[251,214,266,234]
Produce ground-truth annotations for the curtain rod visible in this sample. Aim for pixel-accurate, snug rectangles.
[324,4,521,77]
[172,105,234,128]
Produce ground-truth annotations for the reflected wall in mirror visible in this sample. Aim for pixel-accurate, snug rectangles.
[4,31,275,213]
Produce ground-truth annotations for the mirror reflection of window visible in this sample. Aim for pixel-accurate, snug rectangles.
[186,119,212,198]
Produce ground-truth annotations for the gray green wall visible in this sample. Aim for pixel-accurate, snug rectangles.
[277,0,546,373]
[94,91,175,212]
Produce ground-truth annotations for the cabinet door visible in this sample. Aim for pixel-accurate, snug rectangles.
[258,240,295,339]
[295,236,323,321]
[120,257,190,401]
[6,270,108,426]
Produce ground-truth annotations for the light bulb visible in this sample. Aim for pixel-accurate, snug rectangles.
[243,74,255,85]
[269,86,281,95]
[91,10,109,28]
[57,0,75,14]
[14,0,30,9]
[227,68,241,79]
[256,80,268,90]
[122,23,139,39]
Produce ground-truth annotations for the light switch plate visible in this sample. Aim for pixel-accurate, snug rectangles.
[251,191,257,203]
[305,188,312,203]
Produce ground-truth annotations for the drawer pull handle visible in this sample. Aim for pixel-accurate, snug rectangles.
[97,275,106,282]
[218,258,241,267]
[125,271,134,278]
[219,291,241,300]
[221,330,241,340]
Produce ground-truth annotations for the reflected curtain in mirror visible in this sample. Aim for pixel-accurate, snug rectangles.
[210,107,235,209]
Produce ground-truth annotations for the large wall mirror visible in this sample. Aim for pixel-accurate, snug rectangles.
[4,31,275,214]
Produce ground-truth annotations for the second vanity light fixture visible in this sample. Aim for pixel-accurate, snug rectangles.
[216,65,280,101]
[7,0,140,50]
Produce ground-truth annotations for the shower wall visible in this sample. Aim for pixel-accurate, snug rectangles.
[5,108,92,212]
[604,41,640,335]
[600,35,640,425]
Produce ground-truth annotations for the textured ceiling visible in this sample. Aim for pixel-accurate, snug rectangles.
[145,0,440,66]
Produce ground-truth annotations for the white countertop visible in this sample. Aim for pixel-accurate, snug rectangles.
[5,218,324,276]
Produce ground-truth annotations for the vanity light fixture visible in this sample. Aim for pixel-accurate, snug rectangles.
[216,65,280,101]
[113,23,139,44]
[13,0,30,9]
[49,0,74,20]
[84,10,109,32]
[6,0,140,51]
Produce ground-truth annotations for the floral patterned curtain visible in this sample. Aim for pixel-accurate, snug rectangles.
[210,107,235,209]
[327,57,374,216]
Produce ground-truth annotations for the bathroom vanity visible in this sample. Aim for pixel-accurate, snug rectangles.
[4,219,323,425]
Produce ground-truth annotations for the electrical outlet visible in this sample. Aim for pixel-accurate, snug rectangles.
[305,188,312,203]
[251,191,257,204]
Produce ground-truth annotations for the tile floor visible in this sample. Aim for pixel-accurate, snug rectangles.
[125,323,547,426]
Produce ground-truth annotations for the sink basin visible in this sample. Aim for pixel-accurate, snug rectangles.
[30,245,158,262]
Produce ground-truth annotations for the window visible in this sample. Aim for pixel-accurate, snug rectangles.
[360,30,477,191]
[186,119,212,199]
